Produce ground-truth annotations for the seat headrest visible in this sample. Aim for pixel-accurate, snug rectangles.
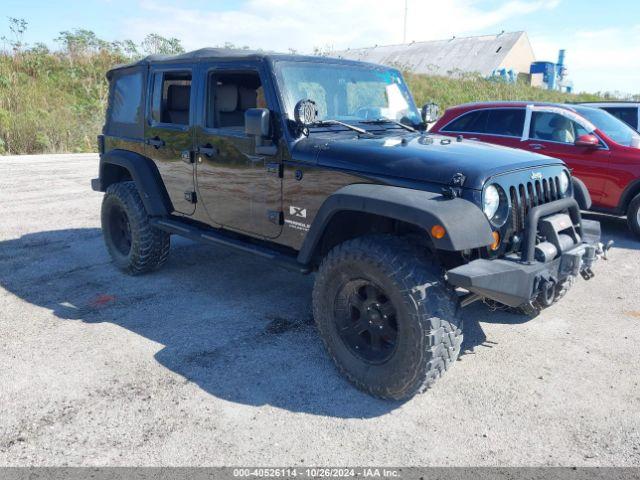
[167,84,190,111]
[238,86,257,110]
[217,84,238,113]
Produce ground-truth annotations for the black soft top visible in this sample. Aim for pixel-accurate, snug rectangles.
[107,48,388,75]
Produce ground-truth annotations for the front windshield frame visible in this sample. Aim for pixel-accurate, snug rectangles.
[573,105,640,147]
[272,59,423,132]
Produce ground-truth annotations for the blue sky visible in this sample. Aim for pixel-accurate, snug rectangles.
[3,0,639,93]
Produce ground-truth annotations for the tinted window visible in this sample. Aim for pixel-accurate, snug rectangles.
[110,71,143,124]
[485,109,525,136]
[442,110,489,133]
[601,107,638,130]
[529,112,589,144]
[150,71,192,126]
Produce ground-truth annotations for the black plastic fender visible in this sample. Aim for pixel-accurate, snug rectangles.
[571,176,592,210]
[94,149,172,217]
[297,184,495,264]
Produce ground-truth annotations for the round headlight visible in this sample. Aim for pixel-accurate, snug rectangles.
[558,171,570,196]
[483,184,501,220]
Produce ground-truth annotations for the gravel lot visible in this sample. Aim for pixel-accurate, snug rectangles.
[1,153,639,467]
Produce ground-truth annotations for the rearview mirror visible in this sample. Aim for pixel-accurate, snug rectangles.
[421,102,439,124]
[575,134,600,148]
[245,108,271,137]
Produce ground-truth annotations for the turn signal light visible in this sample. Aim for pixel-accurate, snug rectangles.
[431,225,446,239]
[490,231,501,251]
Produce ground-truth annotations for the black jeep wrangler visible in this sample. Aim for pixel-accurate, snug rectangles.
[92,49,608,400]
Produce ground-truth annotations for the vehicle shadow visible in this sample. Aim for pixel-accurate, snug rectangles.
[1,220,629,417]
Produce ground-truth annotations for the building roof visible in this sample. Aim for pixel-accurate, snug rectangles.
[333,31,533,77]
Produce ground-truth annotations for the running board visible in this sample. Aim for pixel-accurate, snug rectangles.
[151,218,310,274]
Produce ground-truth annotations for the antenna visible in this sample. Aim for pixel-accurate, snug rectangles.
[403,0,408,44]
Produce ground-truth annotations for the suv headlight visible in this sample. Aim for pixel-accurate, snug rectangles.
[558,171,570,196]
[482,184,508,226]
[483,184,500,219]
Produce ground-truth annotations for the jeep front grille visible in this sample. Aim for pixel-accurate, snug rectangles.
[509,176,562,232]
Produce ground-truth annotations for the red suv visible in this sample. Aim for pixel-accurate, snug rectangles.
[431,102,640,237]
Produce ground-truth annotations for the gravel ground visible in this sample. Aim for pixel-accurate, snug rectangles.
[0,153,639,467]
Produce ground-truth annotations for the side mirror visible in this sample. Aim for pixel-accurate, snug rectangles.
[245,108,277,155]
[421,102,439,124]
[575,134,600,148]
[245,108,270,137]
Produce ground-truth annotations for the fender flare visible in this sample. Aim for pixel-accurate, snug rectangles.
[297,184,495,264]
[619,178,640,213]
[571,177,592,210]
[97,149,172,216]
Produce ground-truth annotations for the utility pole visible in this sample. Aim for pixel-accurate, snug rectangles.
[403,0,408,44]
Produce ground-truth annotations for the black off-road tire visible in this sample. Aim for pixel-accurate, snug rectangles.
[627,194,640,239]
[312,235,462,400]
[101,181,170,275]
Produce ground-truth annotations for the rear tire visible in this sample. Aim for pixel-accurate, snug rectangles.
[101,181,170,275]
[312,235,462,400]
[627,194,640,239]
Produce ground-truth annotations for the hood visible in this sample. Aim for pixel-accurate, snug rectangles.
[294,132,565,190]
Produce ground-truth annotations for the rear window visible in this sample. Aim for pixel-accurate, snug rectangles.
[110,72,143,124]
[601,107,638,130]
[485,109,525,137]
[441,110,489,134]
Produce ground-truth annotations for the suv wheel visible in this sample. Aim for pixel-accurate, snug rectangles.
[627,193,640,238]
[101,181,170,274]
[312,235,462,400]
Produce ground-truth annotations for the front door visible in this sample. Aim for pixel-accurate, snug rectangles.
[145,66,196,215]
[194,65,282,239]
[523,108,610,203]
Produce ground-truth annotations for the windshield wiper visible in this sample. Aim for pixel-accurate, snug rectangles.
[360,118,418,133]
[310,119,372,136]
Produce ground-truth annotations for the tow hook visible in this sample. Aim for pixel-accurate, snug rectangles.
[599,240,614,260]
[538,276,557,307]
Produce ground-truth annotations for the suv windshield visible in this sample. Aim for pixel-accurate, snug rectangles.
[574,106,640,147]
[274,61,422,128]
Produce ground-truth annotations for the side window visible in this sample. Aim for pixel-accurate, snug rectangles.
[150,71,192,126]
[602,107,638,130]
[485,109,525,137]
[441,110,489,134]
[529,112,586,144]
[206,71,263,130]
[110,71,143,124]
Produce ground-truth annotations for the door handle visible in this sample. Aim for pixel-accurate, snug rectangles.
[197,145,218,157]
[146,136,165,149]
[529,143,545,150]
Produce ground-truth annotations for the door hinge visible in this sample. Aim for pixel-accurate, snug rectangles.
[268,210,284,225]
[266,162,283,178]
[184,191,197,204]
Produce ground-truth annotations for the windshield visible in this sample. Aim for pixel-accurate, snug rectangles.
[574,106,640,147]
[274,61,422,128]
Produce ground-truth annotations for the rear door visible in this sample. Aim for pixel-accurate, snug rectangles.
[145,66,196,215]
[522,107,609,202]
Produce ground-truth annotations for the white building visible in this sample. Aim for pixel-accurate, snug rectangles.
[333,31,536,78]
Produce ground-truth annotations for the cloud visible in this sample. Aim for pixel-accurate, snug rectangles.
[122,0,560,52]
[532,27,640,94]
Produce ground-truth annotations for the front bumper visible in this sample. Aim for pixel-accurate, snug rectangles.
[447,198,606,308]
